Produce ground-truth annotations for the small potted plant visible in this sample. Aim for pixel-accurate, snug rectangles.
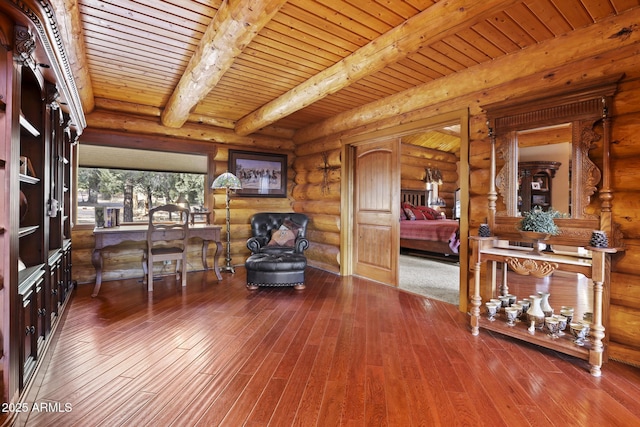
[517,207,561,255]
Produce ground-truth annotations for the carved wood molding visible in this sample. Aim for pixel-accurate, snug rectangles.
[576,120,602,219]
[14,25,35,68]
[5,0,86,130]
[505,257,559,278]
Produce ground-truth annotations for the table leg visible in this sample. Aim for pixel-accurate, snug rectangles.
[202,239,223,281]
[589,278,605,377]
[91,248,103,297]
[470,259,482,336]
[501,261,509,296]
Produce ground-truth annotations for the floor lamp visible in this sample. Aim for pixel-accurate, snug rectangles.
[211,171,242,273]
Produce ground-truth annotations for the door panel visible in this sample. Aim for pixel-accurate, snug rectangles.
[353,139,400,286]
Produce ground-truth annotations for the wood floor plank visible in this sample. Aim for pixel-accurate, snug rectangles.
[218,352,283,426]
[15,267,640,426]
[266,344,320,426]
[243,377,288,426]
[292,336,337,425]
[364,365,387,426]
[133,372,216,426]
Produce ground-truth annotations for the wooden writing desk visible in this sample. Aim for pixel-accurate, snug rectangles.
[91,224,223,297]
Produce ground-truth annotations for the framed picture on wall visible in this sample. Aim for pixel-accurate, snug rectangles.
[229,150,287,197]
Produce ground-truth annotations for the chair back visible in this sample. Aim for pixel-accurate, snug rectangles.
[147,204,190,249]
[250,213,308,240]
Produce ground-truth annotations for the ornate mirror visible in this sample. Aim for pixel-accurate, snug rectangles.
[483,74,623,247]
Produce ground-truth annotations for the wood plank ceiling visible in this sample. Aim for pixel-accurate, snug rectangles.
[50,0,638,152]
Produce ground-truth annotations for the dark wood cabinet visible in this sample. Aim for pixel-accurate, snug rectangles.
[18,266,44,389]
[518,161,561,213]
[0,10,84,419]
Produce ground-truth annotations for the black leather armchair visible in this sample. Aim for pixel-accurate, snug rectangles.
[245,213,309,290]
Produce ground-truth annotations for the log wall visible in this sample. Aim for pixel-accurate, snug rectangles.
[291,148,342,273]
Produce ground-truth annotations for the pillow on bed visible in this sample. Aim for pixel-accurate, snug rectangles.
[416,206,441,220]
[403,207,416,220]
[402,202,432,220]
[411,207,428,220]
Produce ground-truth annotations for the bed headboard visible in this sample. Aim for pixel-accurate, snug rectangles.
[401,189,427,206]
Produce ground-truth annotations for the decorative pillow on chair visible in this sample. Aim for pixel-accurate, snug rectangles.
[267,220,301,247]
[283,219,302,237]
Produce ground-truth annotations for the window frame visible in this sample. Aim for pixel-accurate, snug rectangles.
[72,132,217,231]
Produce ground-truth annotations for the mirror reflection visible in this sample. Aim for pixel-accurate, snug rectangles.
[517,124,572,217]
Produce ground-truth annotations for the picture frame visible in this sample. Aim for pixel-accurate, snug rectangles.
[229,150,287,197]
[531,182,541,190]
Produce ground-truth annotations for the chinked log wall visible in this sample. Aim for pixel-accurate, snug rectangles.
[71,8,640,366]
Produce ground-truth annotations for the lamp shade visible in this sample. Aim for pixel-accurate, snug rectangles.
[175,193,189,207]
[211,171,242,190]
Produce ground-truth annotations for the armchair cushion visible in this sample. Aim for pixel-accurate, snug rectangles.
[267,219,301,248]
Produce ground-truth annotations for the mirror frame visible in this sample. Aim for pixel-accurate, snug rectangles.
[483,74,624,248]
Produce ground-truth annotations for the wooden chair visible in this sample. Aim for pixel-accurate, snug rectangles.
[142,204,190,291]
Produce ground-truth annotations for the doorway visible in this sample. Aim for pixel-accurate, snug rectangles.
[398,123,462,305]
[341,110,470,311]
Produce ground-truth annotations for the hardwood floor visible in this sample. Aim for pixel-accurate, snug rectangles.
[12,267,640,426]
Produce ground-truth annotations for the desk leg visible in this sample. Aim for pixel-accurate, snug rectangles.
[91,248,103,297]
[202,240,223,281]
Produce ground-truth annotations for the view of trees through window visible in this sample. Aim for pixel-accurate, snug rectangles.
[77,167,205,225]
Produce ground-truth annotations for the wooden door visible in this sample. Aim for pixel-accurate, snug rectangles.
[353,138,400,286]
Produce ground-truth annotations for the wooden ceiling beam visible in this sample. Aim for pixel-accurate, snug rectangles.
[50,0,95,113]
[94,98,295,139]
[160,0,287,128]
[86,109,295,151]
[234,0,519,136]
[294,6,640,144]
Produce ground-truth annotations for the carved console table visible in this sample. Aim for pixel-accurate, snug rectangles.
[470,236,616,377]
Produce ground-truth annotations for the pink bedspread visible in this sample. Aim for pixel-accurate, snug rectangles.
[400,219,460,253]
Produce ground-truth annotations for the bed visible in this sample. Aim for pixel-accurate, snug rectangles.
[400,189,460,256]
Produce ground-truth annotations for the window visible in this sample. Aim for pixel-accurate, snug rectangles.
[76,145,207,225]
